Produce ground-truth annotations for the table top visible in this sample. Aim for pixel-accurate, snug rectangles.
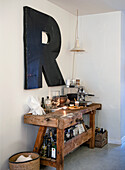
[24,103,101,129]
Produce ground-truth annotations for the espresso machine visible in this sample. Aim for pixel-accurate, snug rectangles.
[64,86,94,106]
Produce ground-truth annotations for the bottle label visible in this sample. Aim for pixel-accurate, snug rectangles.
[51,147,56,159]
[66,133,70,139]
[76,124,85,134]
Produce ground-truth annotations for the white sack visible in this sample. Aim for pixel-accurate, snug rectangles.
[16,155,32,162]
[27,96,46,115]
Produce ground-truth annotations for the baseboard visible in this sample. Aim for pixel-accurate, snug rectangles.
[108,138,121,145]
[121,136,125,144]
[108,136,125,145]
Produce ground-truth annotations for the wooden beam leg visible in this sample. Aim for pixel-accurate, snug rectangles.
[33,126,46,153]
[56,128,64,170]
[89,111,96,148]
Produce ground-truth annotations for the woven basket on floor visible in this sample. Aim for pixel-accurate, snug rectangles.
[9,152,40,170]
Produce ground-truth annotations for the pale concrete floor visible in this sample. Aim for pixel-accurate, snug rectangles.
[41,144,125,170]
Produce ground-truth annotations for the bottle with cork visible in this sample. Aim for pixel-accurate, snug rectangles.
[45,96,52,113]
[41,97,45,109]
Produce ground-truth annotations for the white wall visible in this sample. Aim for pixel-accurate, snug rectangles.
[121,11,125,143]
[77,12,121,144]
[0,1,125,169]
[0,0,76,169]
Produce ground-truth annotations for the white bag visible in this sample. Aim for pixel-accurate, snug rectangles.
[27,96,46,115]
[16,155,32,162]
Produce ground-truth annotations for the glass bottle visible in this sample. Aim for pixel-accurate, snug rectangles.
[40,136,47,157]
[45,96,52,113]
[41,97,45,109]
[50,128,54,143]
[47,137,51,158]
[51,139,56,159]
[66,129,70,141]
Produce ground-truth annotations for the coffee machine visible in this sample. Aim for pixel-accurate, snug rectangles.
[64,86,94,106]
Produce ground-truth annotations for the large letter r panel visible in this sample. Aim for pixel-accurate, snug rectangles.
[24,6,65,89]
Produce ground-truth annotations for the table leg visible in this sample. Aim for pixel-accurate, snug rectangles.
[33,126,47,153]
[56,128,64,170]
[89,111,96,148]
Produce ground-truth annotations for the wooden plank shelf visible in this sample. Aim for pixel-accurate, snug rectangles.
[24,103,102,129]
[24,113,58,128]
[40,128,92,167]
[64,128,92,156]
[40,156,56,168]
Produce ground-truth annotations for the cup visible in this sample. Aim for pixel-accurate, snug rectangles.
[75,101,79,107]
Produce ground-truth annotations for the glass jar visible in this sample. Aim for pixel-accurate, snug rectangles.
[45,96,52,113]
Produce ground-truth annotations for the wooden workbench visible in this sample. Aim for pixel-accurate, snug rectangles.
[24,103,101,170]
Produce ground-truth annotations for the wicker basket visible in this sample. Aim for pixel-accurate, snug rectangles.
[9,152,40,170]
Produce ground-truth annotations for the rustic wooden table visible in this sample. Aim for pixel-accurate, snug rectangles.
[24,103,101,170]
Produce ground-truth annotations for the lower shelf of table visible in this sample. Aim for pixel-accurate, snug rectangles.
[40,157,56,168]
[40,128,92,167]
[64,128,92,156]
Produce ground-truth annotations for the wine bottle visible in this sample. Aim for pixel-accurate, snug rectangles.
[66,129,70,140]
[47,137,51,158]
[51,140,56,159]
[41,97,45,109]
[40,136,47,157]
[50,129,54,143]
